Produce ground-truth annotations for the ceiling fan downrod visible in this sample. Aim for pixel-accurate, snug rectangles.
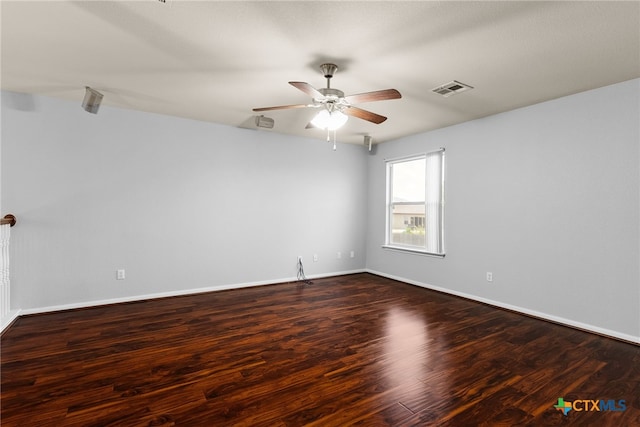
[320,63,338,89]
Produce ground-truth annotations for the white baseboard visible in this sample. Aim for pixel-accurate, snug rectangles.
[10,268,637,345]
[1,309,21,334]
[366,269,640,345]
[18,269,366,317]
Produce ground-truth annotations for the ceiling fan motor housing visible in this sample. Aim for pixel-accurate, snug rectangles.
[318,88,344,99]
[316,88,346,112]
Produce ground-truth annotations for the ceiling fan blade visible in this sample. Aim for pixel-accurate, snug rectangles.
[289,81,325,100]
[344,89,401,104]
[343,106,387,124]
[252,104,309,112]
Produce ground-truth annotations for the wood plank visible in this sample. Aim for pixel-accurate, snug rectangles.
[2,273,638,425]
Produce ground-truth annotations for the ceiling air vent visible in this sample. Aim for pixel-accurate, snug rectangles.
[432,80,474,98]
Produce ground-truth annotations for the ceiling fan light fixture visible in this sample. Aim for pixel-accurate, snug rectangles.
[311,109,348,130]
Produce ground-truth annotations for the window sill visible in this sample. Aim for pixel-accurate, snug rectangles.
[382,245,446,258]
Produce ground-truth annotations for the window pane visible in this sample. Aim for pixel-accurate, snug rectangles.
[391,158,425,202]
[390,203,426,247]
[386,150,444,255]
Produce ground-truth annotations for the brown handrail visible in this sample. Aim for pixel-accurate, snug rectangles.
[1,214,16,227]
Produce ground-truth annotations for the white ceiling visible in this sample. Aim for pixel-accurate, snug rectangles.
[2,1,639,145]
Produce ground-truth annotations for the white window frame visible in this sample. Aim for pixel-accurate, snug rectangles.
[383,149,445,257]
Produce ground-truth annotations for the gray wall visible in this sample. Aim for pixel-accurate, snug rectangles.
[1,92,367,312]
[2,78,639,342]
[366,79,640,342]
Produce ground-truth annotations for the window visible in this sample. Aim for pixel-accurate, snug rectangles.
[385,149,445,256]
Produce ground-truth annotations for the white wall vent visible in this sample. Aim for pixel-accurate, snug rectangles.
[432,80,474,97]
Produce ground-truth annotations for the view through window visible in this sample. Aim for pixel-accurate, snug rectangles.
[385,150,445,255]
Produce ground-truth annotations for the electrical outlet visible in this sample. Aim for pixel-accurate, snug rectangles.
[350,251,355,258]
[298,256,302,263]
[116,269,126,280]
[337,252,342,259]
[486,272,493,282]
[313,254,318,262]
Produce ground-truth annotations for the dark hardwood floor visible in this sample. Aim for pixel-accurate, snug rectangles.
[1,273,638,426]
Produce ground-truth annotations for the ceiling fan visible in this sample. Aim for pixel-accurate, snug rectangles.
[253,63,401,145]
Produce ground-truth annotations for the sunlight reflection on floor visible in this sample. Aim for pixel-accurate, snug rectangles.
[382,306,451,414]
